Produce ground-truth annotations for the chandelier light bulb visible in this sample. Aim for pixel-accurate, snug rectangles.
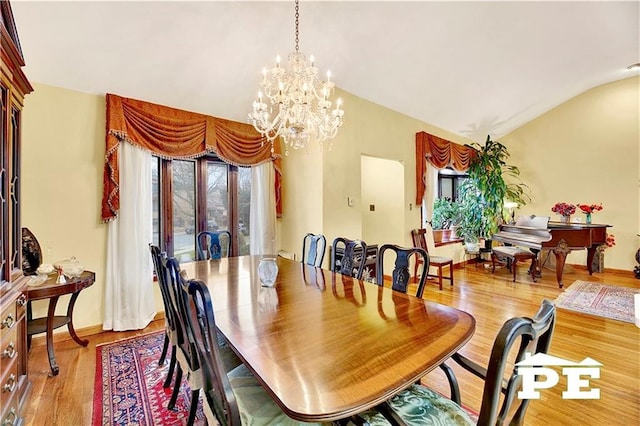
[248,0,344,154]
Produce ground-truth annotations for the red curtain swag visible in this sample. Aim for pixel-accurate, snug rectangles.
[102,93,282,222]
[415,131,476,205]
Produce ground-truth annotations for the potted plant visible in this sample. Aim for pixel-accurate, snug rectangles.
[462,135,530,240]
[455,179,484,251]
[431,197,455,241]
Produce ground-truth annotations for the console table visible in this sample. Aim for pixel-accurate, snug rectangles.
[26,271,95,376]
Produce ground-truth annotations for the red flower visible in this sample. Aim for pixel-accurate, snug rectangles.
[578,203,603,214]
[605,234,615,248]
[551,202,576,216]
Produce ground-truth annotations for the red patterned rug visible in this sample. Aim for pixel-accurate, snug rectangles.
[92,330,205,426]
[555,281,639,323]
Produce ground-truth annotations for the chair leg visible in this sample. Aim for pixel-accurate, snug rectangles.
[449,262,454,286]
[491,253,497,273]
[159,333,170,365]
[163,345,177,389]
[187,388,199,426]
[168,364,183,410]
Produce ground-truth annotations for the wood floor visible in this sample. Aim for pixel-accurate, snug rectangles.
[24,263,639,425]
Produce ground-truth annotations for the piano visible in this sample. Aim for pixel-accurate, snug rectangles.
[492,215,611,288]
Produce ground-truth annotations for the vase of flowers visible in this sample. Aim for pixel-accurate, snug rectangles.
[551,202,576,223]
[578,203,602,224]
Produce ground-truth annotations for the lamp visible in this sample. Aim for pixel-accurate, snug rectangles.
[504,201,519,224]
[248,0,344,154]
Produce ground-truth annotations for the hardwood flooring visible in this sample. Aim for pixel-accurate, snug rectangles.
[24,263,639,425]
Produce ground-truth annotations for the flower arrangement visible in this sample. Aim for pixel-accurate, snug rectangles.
[605,234,615,248]
[551,202,576,217]
[578,203,603,214]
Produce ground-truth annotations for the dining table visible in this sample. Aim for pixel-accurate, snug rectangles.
[181,255,475,423]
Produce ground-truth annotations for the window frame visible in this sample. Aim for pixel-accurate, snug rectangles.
[154,155,248,259]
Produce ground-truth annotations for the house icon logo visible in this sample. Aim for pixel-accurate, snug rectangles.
[516,353,602,400]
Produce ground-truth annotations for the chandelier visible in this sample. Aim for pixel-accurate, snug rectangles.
[248,0,344,154]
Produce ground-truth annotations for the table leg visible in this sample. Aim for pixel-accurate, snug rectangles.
[67,291,89,347]
[46,295,61,376]
[586,246,597,275]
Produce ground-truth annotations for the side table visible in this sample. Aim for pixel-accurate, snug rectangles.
[26,270,95,376]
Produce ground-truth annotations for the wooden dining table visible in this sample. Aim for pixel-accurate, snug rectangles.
[181,255,475,422]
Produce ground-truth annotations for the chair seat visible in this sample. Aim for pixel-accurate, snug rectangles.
[203,364,327,426]
[492,246,535,259]
[430,255,453,265]
[359,384,474,426]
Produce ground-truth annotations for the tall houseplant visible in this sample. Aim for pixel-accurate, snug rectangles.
[462,135,529,239]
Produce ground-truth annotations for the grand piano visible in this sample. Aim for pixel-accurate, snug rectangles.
[492,215,611,288]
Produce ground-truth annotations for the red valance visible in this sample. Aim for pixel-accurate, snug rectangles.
[415,131,476,205]
[102,93,282,222]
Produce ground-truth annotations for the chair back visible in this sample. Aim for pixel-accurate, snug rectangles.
[301,233,327,267]
[184,278,241,425]
[149,244,177,337]
[412,227,437,254]
[162,255,200,373]
[476,299,556,425]
[197,230,231,260]
[330,237,368,279]
[376,244,429,297]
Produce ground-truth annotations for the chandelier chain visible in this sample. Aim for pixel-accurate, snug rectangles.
[294,0,299,52]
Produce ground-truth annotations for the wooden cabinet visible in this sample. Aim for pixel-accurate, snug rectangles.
[0,1,33,424]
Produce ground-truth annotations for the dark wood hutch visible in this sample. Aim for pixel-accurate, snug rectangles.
[0,1,33,424]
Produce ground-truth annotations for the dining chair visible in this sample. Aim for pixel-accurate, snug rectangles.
[411,227,454,290]
[183,277,329,426]
[302,233,327,267]
[359,299,557,426]
[148,244,178,388]
[163,255,242,425]
[330,237,368,280]
[196,230,231,260]
[376,244,429,298]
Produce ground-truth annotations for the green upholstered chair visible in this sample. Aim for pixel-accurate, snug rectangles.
[330,237,368,280]
[376,244,429,298]
[183,277,330,426]
[302,233,327,267]
[358,299,557,426]
[196,230,231,260]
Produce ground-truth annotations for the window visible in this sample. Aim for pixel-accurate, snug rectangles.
[152,155,251,261]
[437,168,468,201]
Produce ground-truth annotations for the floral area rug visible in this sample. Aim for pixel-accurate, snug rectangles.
[92,330,205,426]
[554,281,639,323]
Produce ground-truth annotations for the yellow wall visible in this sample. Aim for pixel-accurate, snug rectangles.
[22,84,164,330]
[502,76,639,270]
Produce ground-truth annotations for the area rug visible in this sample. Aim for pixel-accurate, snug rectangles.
[92,330,205,426]
[554,281,639,323]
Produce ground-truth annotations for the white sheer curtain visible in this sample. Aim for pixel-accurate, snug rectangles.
[250,162,277,255]
[104,142,156,331]
[421,163,439,228]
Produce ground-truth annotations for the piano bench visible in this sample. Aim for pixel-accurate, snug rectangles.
[491,246,537,282]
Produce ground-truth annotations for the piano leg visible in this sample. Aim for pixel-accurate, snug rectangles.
[552,240,572,288]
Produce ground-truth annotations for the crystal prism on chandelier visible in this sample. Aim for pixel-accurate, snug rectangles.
[248,0,344,154]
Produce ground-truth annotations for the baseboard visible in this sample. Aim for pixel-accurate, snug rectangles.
[28,312,166,347]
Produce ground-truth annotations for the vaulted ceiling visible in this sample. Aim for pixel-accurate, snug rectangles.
[11,1,639,141]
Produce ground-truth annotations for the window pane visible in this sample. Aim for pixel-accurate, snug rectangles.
[151,157,160,247]
[238,166,251,255]
[173,160,196,261]
[206,162,228,232]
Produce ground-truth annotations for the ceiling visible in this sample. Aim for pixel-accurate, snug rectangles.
[10,1,640,141]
